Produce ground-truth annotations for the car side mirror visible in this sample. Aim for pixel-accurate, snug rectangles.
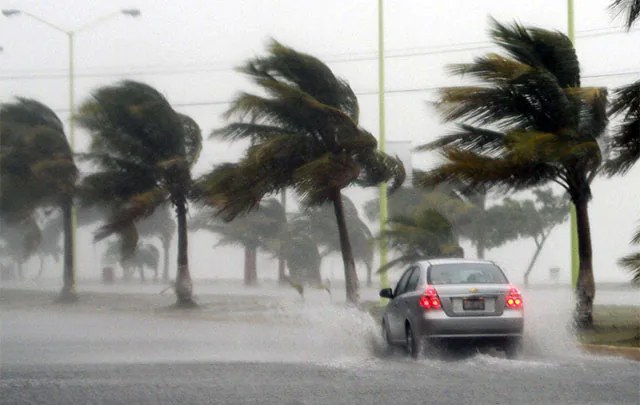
[379,288,394,299]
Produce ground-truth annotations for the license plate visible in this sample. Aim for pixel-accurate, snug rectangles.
[463,298,485,310]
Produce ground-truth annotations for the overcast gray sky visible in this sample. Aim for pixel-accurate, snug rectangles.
[2,0,639,284]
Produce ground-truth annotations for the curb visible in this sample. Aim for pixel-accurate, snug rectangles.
[580,344,640,361]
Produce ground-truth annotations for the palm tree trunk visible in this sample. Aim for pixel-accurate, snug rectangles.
[34,255,46,280]
[574,198,595,330]
[366,262,373,287]
[476,239,486,259]
[58,199,78,302]
[523,237,546,286]
[161,238,170,283]
[331,189,359,303]
[244,244,258,285]
[17,261,24,280]
[279,188,288,285]
[278,257,287,285]
[175,199,196,307]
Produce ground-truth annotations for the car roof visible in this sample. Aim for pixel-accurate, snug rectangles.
[416,258,496,267]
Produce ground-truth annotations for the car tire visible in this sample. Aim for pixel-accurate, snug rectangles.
[405,324,421,359]
[504,337,523,360]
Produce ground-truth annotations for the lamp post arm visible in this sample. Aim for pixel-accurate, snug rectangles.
[18,11,68,34]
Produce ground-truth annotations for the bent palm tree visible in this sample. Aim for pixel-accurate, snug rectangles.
[104,241,160,282]
[418,19,607,329]
[0,98,78,301]
[291,196,374,285]
[137,205,176,283]
[197,41,405,303]
[375,209,461,274]
[78,81,202,307]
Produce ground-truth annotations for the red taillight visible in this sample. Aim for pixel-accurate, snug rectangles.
[505,285,523,309]
[419,285,442,310]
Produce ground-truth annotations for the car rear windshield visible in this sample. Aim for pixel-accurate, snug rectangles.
[428,263,508,285]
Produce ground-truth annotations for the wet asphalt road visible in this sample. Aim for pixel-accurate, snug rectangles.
[1,305,639,405]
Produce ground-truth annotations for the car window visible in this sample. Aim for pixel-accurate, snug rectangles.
[394,267,414,296]
[428,263,508,284]
[404,266,421,293]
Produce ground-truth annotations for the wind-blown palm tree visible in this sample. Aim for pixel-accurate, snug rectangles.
[77,81,202,307]
[192,198,320,284]
[136,205,176,283]
[418,19,608,328]
[0,218,42,280]
[374,209,461,274]
[196,41,405,303]
[191,199,285,285]
[0,98,78,301]
[290,196,374,285]
[33,211,64,280]
[104,240,160,282]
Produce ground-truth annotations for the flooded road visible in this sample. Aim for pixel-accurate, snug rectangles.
[1,289,638,404]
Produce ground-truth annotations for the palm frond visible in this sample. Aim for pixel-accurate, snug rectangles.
[423,148,557,193]
[604,81,640,175]
[293,153,360,206]
[619,252,640,283]
[416,124,506,155]
[356,146,406,193]
[609,0,640,29]
[239,39,359,122]
[488,17,580,88]
[94,187,167,242]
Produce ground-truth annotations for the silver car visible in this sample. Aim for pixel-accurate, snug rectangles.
[379,258,524,359]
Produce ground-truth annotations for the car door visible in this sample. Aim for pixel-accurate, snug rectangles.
[387,266,416,342]
[395,266,421,332]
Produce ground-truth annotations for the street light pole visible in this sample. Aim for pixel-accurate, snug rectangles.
[378,0,390,304]
[567,0,579,290]
[3,8,140,298]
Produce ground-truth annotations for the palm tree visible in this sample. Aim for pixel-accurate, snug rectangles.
[136,205,176,283]
[290,196,374,285]
[374,209,461,274]
[191,199,283,285]
[33,211,64,280]
[619,225,640,283]
[192,198,321,285]
[104,240,160,282]
[0,98,78,301]
[417,19,608,329]
[196,41,405,303]
[77,81,202,308]
[0,218,42,280]
[488,189,569,285]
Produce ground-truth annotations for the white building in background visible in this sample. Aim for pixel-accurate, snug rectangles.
[385,140,413,186]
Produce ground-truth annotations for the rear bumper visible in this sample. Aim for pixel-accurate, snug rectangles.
[416,309,524,338]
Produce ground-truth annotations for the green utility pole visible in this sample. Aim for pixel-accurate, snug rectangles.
[68,31,78,294]
[378,0,389,305]
[567,0,580,289]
